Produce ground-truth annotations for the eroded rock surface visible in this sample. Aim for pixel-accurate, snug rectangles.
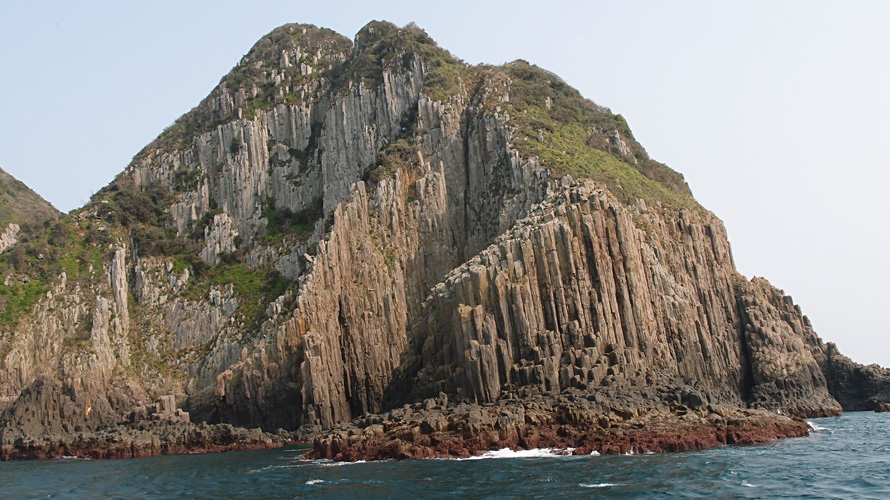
[821,344,890,411]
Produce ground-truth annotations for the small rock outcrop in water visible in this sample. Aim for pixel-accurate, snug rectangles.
[820,343,890,412]
[0,21,885,461]
[307,390,809,461]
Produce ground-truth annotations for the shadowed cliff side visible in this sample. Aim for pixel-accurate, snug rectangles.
[735,278,841,417]
[821,344,890,411]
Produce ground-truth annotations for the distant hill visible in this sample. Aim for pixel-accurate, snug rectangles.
[0,167,61,252]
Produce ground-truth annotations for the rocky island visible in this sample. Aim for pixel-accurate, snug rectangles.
[2,21,888,461]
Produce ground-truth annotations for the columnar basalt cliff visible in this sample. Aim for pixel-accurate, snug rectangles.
[0,21,886,460]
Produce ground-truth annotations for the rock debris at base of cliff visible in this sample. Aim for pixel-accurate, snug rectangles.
[307,391,810,461]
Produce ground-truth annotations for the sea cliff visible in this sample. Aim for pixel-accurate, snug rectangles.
[1,21,887,461]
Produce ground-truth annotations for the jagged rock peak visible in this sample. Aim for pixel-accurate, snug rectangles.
[222,23,353,86]
[352,20,447,55]
[133,20,692,209]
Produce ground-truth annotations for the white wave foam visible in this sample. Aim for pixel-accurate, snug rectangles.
[305,459,370,467]
[589,450,601,456]
[806,421,828,432]
[580,483,619,489]
[462,447,576,460]
[622,446,654,455]
[248,464,277,474]
[53,456,91,461]
[250,463,314,474]
[306,479,324,485]
[742,480,757,488]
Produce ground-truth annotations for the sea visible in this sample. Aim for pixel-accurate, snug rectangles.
[1,412,887,499]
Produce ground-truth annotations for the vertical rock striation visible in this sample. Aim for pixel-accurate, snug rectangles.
[736,278,840,416]
[390,181,844,417]
[397,182,747,404]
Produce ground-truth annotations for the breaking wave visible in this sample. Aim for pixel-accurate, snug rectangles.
[807,421,829,432]
[460,448,576,460]
[580,482,619,488]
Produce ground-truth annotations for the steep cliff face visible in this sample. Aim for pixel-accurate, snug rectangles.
[210,68,551,431]
[394,182,746,404]
[735,278,841,416]
[820,344,890,411]
[387,181,848,418]
[0,21,876,452]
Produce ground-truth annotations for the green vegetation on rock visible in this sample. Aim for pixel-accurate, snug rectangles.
[0,280,48,328]
[0,213,116,328]
[333,21,467,100]
[261,196,321,245]
[496,60,694,208]
[95,178,199,257]
[0,167,61,238]
[183,259,289,333]
[364,137,418,185]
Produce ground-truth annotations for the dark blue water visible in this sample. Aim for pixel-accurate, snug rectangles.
[1,412,887,499]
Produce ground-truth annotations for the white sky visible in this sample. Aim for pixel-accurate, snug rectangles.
[2,1,888,366]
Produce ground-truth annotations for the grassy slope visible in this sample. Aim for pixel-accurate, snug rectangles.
[0,168,63,329]
[491,60,695,209]
[0,167,61,232]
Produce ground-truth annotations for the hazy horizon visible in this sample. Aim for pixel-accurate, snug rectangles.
[2,1,888,367]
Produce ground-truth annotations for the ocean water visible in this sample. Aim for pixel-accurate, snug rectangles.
[1,412,887,499]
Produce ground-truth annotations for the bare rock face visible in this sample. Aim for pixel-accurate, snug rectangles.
[392,182,747,405]
[0,377,284,460]
[0,223,20,254]
[0,21,878,460]
[736,278,841,417]
[388,183,843,418]
[820,343,890,411]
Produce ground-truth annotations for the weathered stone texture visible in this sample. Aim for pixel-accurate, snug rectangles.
[736,278,841,416]
[398,183,751,406]
[0,223,20,254]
